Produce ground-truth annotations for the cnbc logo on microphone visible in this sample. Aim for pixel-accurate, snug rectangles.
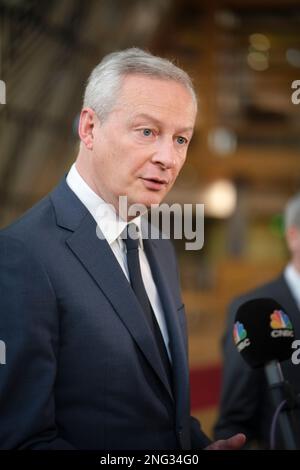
[233,321,250,352]
[270,310,294,338]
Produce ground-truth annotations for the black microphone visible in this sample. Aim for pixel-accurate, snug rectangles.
[233,298,299,449]
[233,298,294,368]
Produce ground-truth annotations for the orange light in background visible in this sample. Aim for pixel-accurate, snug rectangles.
[202,180,237,219]
[249,33,271,52]
[248,33,270,71]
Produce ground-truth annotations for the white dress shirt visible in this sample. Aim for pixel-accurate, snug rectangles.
[284,263,300,310]
[66,163,171,360]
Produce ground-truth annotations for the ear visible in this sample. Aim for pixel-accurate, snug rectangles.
[78,107,98,150]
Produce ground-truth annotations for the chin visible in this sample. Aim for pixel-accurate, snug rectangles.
[142,194,165,208]
[128,191,165,209]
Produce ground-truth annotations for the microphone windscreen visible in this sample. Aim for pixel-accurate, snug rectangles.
[233,298,295,368]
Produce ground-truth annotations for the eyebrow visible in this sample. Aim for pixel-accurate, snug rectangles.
[129,113,194,134]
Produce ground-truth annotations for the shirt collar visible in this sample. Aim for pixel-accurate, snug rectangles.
[66,163,143,249]
[284,263,300,308]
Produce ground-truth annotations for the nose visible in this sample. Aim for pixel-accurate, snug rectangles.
[152,137,176,169]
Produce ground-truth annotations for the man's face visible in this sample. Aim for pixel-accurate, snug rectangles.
[89,74,197,211]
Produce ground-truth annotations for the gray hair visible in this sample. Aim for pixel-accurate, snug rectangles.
[83,47,197,121]
[284,193,300,229]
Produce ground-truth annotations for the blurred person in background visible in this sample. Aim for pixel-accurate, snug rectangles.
[214,192,300,449]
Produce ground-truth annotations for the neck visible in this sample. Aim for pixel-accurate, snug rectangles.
[74,156,147,221]
[75,155,118,210]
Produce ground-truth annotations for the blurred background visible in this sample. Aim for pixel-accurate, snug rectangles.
[1,0,300,438]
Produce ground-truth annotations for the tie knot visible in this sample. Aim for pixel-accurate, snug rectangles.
[123,223,140,251]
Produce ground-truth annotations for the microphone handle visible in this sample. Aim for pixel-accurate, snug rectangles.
[265,360,299,449]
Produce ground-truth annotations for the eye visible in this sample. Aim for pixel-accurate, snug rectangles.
[142,128,153,137]
[176,136,188,145]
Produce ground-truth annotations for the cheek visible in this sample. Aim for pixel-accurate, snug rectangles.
[128,154,150,177]
[173,161,185,179]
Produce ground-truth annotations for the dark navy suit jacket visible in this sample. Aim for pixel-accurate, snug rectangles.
[0,178,210,450]
[214,275,300,448]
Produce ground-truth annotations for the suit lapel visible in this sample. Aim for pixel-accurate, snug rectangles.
[51,179,173,401]
[144,237,190,435]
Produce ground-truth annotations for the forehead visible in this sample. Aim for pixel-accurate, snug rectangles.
[115,74,197,127]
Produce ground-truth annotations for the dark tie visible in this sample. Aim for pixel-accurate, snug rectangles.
[123,224,173,389]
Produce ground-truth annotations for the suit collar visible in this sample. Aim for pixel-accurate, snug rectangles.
[50,177,88,231]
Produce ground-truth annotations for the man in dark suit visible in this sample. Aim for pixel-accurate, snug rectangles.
[0,48,245,450]
[214,193,300,448]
